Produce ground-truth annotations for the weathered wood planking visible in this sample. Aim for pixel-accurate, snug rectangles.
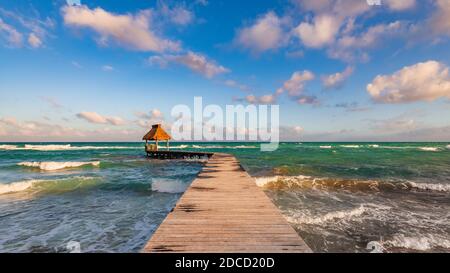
[143,153,312,253]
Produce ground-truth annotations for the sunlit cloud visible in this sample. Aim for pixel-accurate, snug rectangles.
[76,112,126,126]
[235,12,288,53]
[322,66,354,89]
[367,60,450,103]
[62,5,180,52]
[149,51,229,78]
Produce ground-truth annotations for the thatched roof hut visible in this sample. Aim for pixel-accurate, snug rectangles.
[143,124,171,141]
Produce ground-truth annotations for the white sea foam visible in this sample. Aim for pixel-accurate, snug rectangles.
[383,234,450,251]
[18,161,100,171]
[446,145,450,150]
[419,147,439,152]
[340,145,360,148]
[286,205,368,225]
[169,145,189,149]
[24,144,71,151]
[408,182,450,192]
[0,144,18,150]
[320,146,332,149]
[0,176,99,195]
[368,144,379,148]
[0,144,139,151]
[0,180,34,194]
[254,175,312,187]
[151,178,187,193]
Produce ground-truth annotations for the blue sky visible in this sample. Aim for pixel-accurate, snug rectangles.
[1,0,450,142]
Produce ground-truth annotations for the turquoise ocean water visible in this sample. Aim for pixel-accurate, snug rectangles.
[0,142,449,252]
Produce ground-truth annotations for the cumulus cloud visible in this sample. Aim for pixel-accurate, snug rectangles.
[367,60,450,103]
[62,5,180,52]
[136,109,163,120]
[148,51,229,78]
[294,14,340,48]
[235,12,287,53]
[428,0,450,37]
[279,70,315,96]
[76,112,126,126]
[330,21,405,62]
[322,66,354,89]
[248,70,317,105]
[135,108,164,128]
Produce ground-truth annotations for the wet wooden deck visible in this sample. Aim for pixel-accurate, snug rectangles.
[143,153,312,253]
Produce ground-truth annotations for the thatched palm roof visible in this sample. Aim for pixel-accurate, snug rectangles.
[143,124,171,141]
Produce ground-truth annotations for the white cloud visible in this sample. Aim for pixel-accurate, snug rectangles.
[236,12,287,52]
[157,2,194,26]
[428,0,450,37]
[385,0,416,11]
[322,66,354,89]
[330,21,404,61]
[279,70,315,96]
[367,60,450,103]
[0,18,23,47]
[0,118,82,138]
[244,94,277,104]
[148,51,229,78]
[294,14,340,48]
[28,33,42,48]
[76,112,126,126]
[62,5,180,52]
[135,108,165,128]
[0,7,54,49]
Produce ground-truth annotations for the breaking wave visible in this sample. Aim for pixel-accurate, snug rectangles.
[151,178,188,193]
[340,145,360,148]
[0,176,101,195]
[419,147,439,152]
[286,205,368,225]
[408,182,450,192]
[18,161,100,171]
[383,234,450,251]
[255,175,450,193]
[0,144,140,151]
[320,146,332,149]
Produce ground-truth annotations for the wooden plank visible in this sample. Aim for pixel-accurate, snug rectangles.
[142,153,312,253]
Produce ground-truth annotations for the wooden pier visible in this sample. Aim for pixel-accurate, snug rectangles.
[146,149,214,160]
[143,153,311,253]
